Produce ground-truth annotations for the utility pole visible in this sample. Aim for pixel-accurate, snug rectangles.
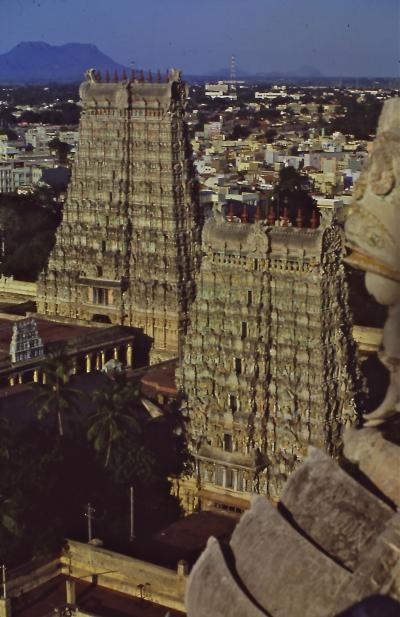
[129,486,135,542]
[85,503,95,542]
[2,565,6,599]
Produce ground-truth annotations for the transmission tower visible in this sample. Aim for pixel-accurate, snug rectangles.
[230,54,237,82]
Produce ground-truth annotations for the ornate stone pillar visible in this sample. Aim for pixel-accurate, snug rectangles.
[95,354,101,371]
[42,373,47,385]
[113,346,119,360]
[222,467,227,488]
[8,375,15,387]
[18,373,23,384]
[85,353,92,373]
[100,350,106,369]
[126,343,133,367]
[33,369,39,383]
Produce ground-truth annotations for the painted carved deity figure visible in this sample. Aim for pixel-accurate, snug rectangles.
[345,98,400,426]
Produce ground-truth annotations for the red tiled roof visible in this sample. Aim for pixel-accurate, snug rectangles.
[0,318,94,360]
[140,360,178,396]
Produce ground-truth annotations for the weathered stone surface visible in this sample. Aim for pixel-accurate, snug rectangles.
[281,447,394,571]
[185,97,400,617]
[333,512,400,614]
[345,98,400,427]
[230,497,350,617]
[178,211,359,510]
[37,70,202,362]
[343,427,400,507]
[186,537,266,617]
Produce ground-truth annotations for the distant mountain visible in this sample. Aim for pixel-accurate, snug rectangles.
[289,65,325,78]
[0,42,129,83]
[209,67,251,79]
[204,65,324,81]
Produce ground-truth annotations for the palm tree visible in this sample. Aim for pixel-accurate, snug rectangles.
[87,374,142,468]
[32,347,82,437]
[0,413,11,462]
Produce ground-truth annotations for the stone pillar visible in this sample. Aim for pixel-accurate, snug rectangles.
[113,346,119,360]
[42,373,47,385]
[222,467,227,488]
[233,470,238,491]
[0,598,11,617]
[100,350,106,369]
[33,369,39,383]
[8,376,15,387]
[66,578,76,606]
[72,358,77,375]
[85,353,92,373]
[17,373,23,385]
[177,559,189,577]
[126,343,133,367]
[95,354,101,371]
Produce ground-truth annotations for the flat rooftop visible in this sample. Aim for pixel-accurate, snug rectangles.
[12,575,185,617]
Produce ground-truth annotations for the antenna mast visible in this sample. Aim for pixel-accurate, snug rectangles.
[230,54,236,82]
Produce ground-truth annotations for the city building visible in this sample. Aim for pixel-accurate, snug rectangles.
[37,69,202,362]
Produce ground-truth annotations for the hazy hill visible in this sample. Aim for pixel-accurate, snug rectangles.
[0,42,129,83]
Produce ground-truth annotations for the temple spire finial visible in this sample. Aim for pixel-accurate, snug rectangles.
[267,206,276,226]
[310,209,319,229]
[282,207,289,227]
[296,208,303,228]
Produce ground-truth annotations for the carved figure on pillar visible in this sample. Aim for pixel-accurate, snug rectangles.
[345,98,400,426]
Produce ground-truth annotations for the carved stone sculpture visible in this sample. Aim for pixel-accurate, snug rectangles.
[345,98,400,426]
[37,69,202,363]
[177,204,360,511]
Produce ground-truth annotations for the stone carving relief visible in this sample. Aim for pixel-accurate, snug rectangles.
[345,98,400,426]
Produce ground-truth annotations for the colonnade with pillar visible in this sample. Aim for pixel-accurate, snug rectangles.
[85,342,133,373]
[5,340,135,388]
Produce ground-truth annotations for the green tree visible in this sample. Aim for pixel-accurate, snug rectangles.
[87,374,142,468]
[272,166,318,226]
[48,137,72,164]
[0,189,62,281]
[33,349,82,437]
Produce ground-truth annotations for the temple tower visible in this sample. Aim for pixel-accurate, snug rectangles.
[37,69,201,362]
[177,208,358,512]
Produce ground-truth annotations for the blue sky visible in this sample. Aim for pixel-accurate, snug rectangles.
[1,0,399,76]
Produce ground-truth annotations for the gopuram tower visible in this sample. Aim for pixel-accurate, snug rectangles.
[177,206,360,513]
[38,69,201,362]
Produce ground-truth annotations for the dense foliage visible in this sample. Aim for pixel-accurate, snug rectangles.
[0,189,62,281]
[0,357,190,567]
[271,166,319,225]
[18,103,80,126]
[1,84,80,107]
[328,93,383,140]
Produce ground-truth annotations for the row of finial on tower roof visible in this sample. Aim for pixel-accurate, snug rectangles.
[226,204,320,229]
[93,68,169,84]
